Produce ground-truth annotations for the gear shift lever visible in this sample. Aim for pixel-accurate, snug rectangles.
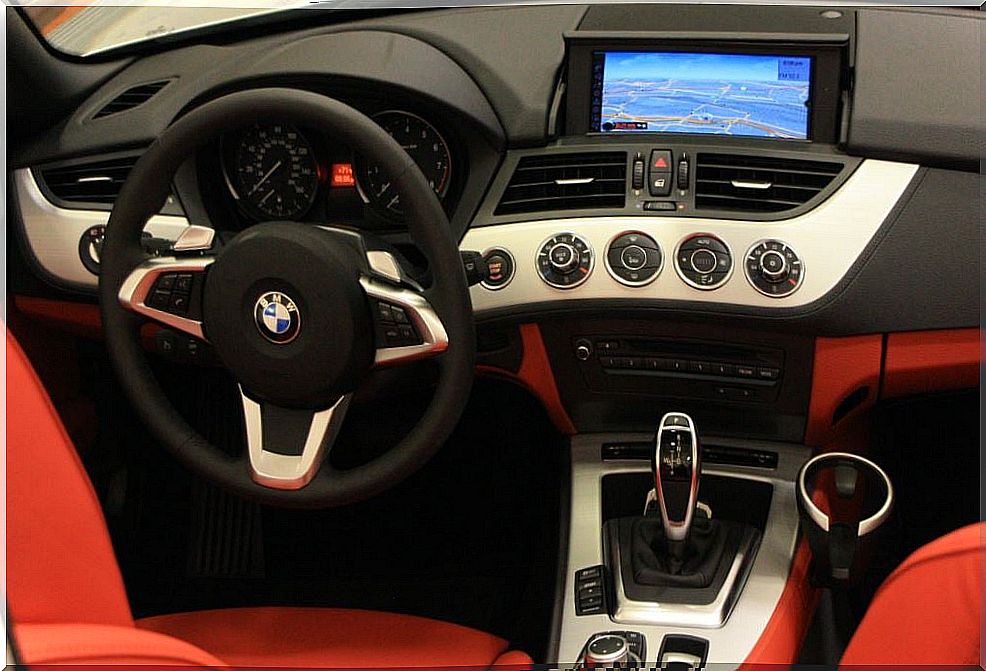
[653,412,701,558]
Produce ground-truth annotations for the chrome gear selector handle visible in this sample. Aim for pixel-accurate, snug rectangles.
[653,412,701,545]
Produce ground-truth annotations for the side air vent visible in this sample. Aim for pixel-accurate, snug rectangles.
[695,153,844,214]
[93,80,172,119]
[495,152,627,215]
[39,155,139,205]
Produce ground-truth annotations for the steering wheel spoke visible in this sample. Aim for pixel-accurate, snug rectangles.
[118,254,214,340]
[360,276,449,366]
[241,389,351,490]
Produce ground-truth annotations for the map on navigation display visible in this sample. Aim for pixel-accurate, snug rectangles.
[592,51,812,139]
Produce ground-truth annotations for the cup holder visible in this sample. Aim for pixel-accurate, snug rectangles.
[796,452,894,585]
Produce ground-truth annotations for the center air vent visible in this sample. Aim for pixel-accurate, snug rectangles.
[495,152,627,216]
[695,153,844,214]
[93,80,172,119]
[38,155,140,205]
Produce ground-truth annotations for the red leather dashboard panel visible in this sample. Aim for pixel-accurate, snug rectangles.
[804,335,883,447]
[882,327,980,399]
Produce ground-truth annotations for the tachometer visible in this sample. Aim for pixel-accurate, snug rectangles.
[357,111,451,217]
[231,124,318,219]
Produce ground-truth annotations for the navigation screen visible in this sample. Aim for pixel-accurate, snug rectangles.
[592,51,812,139]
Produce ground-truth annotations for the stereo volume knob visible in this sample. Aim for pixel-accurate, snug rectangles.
[746,240,803,297]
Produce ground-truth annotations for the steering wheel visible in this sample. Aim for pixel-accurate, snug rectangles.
[99,88,475,507]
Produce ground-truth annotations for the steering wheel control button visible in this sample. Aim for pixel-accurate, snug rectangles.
[606,231,662,287]
[746,240,804,297]
[254,292,301,344]
[373,300,421,348]
[537,233,593,289]
[480,248,515,290]
[149,272,198,317]
[675,233,733,290]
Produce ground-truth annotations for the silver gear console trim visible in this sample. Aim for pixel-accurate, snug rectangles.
[461,160,919,312]
[14,168,190,290]
[557,435,810,668]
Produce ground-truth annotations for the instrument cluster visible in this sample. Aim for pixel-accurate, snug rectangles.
[214,109,456,230]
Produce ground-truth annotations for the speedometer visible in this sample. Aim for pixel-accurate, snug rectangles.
[232,124,318,220]
[357,111,452,217]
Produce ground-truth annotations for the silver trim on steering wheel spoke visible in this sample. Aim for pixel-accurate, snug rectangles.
[359,276,449,366]
[118,255,214,340]
[241,389,352,490]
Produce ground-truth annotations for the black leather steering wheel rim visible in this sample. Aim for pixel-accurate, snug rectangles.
[99,88,475,508]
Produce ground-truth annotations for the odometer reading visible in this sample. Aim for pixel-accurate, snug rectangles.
[359,111,451,217]
[233,124,318,219]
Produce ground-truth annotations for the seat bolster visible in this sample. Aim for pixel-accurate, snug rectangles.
[840,522,983,666]
[14,623,227,668]
[6,330,132,626]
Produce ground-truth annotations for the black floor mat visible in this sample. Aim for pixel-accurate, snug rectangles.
[97,364,563,661]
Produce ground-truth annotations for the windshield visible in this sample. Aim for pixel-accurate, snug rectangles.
[19,2,306,57]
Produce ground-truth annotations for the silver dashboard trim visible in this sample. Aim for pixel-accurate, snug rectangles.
[14,168,190,290]
[462,160,919,312]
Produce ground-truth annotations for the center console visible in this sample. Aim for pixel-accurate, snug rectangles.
[464,19,909,669]
[556,417,808,668]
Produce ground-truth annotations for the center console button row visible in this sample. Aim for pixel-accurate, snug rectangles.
[598,355,780,381]
[575,565,608,615]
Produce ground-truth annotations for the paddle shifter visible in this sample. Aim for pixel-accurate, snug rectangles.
[653,412,701,559]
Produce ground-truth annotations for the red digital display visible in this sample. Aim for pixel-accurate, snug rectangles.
[331,163,355,188]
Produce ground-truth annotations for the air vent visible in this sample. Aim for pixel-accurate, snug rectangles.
[695,153,843,214]
[495,152,627,215]
[39,155,139,205]
[93,80,172,119]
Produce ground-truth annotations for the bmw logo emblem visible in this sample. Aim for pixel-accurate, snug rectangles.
[254,292,300,344]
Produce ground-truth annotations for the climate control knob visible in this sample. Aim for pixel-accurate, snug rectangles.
[606,231,663,286]
[537,233,593,289]
[746,240,803,297]
[674,233,732,290]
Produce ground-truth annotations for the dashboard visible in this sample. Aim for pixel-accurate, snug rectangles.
[7,4,982,443]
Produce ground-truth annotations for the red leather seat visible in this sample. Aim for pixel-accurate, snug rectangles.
[6,330,532,669]
[840,522,982,668]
